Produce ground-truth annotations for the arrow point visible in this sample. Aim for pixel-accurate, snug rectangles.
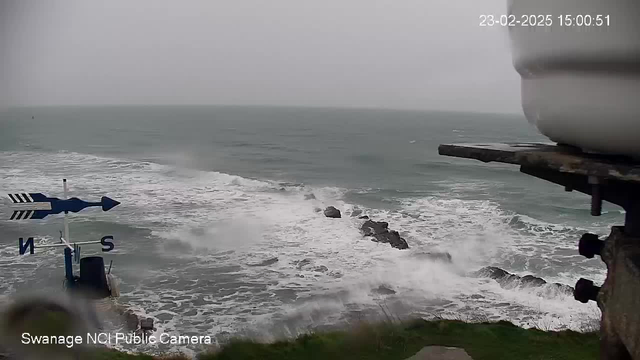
[101,197,120,211]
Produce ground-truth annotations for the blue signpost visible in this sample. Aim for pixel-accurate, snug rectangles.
[9,179,120,288]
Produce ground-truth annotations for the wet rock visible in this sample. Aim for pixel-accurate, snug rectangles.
[477,266,511,280]
[294,259,328,273]
[474,266,573,294]
[304,193,317,200]
[377,230,409,250]
[359,215,370,220]
[522,274,547,287]
[372,285,396,295]
[551,283,574,294]
[361,220,389,236]
[313,265,329,273]
[351,209,363,217]
[295,258,312,269]
[123,309,139,331]
[324,206,342,218]
[314,207,322,213]
[412,251,453,263]
[361,220,408,249]
[248,257,279,267]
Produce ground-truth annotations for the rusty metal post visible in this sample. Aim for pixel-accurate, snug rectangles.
[437,143,640,360]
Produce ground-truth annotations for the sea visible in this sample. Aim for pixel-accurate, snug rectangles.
[0,106,612,354]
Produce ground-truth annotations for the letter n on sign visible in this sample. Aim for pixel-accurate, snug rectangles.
[19,237,34,255]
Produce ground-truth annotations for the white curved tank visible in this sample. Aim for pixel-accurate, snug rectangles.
[508,0,640,157]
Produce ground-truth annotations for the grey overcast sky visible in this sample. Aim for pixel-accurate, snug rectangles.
[0,0,522,113]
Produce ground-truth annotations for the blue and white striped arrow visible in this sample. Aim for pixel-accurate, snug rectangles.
[8,193,52,220]
[7,192,120,220]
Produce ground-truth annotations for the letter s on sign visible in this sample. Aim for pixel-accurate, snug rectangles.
[101,236,115,252]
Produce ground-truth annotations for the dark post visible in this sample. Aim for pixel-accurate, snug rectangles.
[64,247,74,285]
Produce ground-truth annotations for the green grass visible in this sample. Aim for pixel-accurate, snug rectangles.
[90,319,599,360]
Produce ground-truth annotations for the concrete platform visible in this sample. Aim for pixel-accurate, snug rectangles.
[438,143,640,183]
[404,346,474,360]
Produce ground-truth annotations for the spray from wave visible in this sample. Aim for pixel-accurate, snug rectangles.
[0,150,604,354]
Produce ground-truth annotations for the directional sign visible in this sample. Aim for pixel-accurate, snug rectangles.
[18,236,115,255]
[8,193,120,220]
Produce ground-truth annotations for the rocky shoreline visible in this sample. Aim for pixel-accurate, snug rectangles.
[473,266,574,295]
[319,202,411,250]
[316,201,575,296]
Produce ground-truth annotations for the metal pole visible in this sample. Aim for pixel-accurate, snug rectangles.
[63,179,70,244]
[62,179,74,285]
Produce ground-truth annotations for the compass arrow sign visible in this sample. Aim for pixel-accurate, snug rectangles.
[8,193,120,220]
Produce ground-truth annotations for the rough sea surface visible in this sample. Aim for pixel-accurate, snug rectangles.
[0,106,613,354]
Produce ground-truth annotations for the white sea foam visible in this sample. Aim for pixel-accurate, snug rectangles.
[0,150,606,353]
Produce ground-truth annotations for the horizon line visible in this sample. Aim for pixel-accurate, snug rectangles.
[1,103,524,117]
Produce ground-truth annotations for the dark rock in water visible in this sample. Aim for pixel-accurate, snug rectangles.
[359,215,370,220]
[382,230,409,250]
[360,220,408,249]
[324,206,342,218]
[314,207,322,213]
[294,259,328,273]
[304,193,317,200]
[551,283,574,294]
[123,309,139,331]
[351,209,363,217]
[295,258,312,269]
[372,285,396,295]
[412,251,453,263]
[474,266,573,295]
[477,266,511,280]
[361,220,389,236]
[279,187,286,191]
[521,274,547,287]
[248,257,279,267]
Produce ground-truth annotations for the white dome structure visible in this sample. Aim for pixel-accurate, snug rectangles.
[508,0,640,157]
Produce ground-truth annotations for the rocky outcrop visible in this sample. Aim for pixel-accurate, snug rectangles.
[294,258,329,273]
[372,285,396,296]
[123,309,140,331]
[361,220,409,250]
[304,193,316,200]
[324,206,342,218]
[361,220,389,236]
[351,209,363,217]
[474,266,573,294]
